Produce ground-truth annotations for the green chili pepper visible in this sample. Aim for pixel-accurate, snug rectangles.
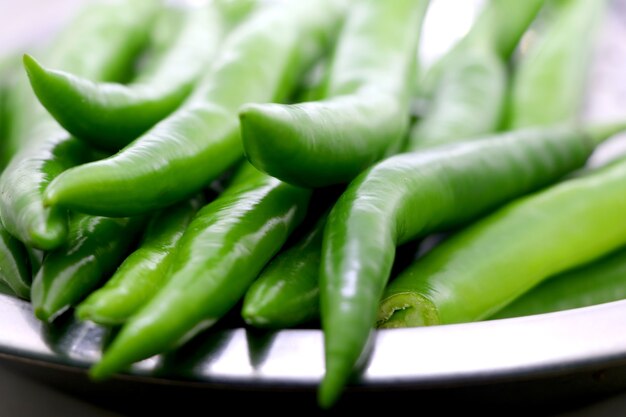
[26,246,44,277]
[5,0,159,164]
[0,54,20,164]
[76,196,203,326]
[88,162,311,380]
[42,0,348,217]
[0,224,32,300]
[238,52,336,329]
[502,0,608,129]
[378,152,626,329]
[31,213,146,323]
[317,121,626,409]
[0,0,159,250]
[290,58,330,104]
[410,0,547,150]
[239,0,429,188]
[406,46,507,151]
[0,281,12,296]
[488,244,626,320]
[24,3,223,151]
[241,0,541,331]
[0,136,104,250]
[417,0,544,100]
[241,209,328,329]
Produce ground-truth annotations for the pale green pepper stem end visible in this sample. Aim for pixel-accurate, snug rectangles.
[377,292,440,328]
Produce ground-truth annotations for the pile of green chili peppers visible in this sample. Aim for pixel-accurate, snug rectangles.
[2,0,625,410]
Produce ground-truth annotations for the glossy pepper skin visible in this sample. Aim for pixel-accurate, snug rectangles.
[0,54,19,165]
[4,0,159,165]
[240,0,541,331]
[317,122,626,408]
[240,0,430,188]
[89,162,311,380]
[406,46,506,151]
[409,0,546,150]
[24,3,223,152]
[0,224,32,299]
[0,0,159,250]
[31,213,146,323]
[76,196,203,326]
[0,135,100,250]
[378,154,626,328]
[240,206,423,330]
[241,210,328,329]
[502,0,608,129]
[417,0,544,101]
[488,244,626,320]
[43,0,348,217]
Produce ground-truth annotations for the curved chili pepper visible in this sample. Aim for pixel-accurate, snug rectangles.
[502,0,608,129]
[76,196,203,326]
[418,0,544,100]
[407,39,506,151]
[89,162,311,380]
[241,0,539,333]
[241,209,328,329]
[4,0,159,164]
[0,0,159,250]
[0,54,19,166]
[317,122,626,408]
[26,246,43,277]
[480,0,545,60]
[378,152,626,328]
[410,0,546,150]
[24,4,223,151]
[241,209,426,330]
[31,213,146,323]
[488,244,626,320]
[0,136,102,250]
[0,224,32,299]
[42,0,349,217]
[240,0,430,188]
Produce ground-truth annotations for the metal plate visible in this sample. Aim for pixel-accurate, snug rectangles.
[3,293,626,414]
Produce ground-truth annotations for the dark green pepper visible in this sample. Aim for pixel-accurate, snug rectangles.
[318,121,626,408]
[241,209,328,329]
[0,0,159,250]
[378,152,626,327]
[89,162,311,380]
[31,213,146,323]
[76,196,203,325]
[240,0,542,332]
[0,223,32,299]
[42,0,349,217]
[240,0,430,188]
[24,4,223,151]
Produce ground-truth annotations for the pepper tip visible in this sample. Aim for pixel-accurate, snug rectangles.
[22,53,45,79]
